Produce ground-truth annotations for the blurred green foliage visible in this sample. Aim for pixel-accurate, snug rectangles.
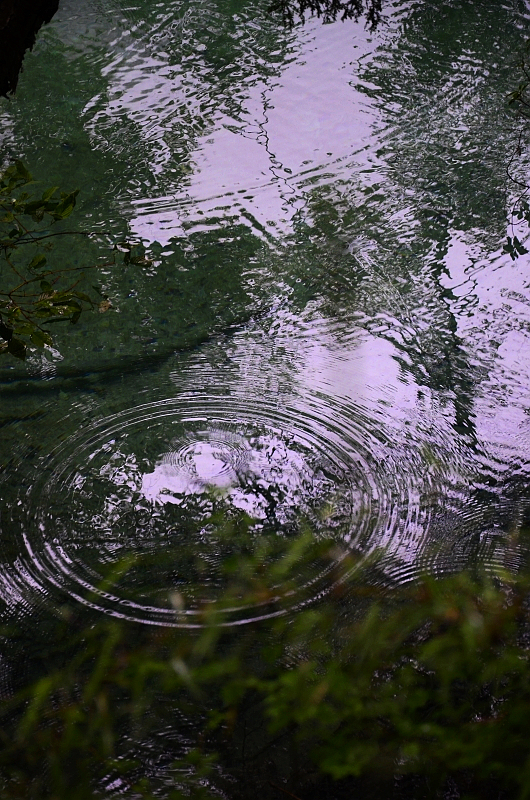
[1,531,530,799]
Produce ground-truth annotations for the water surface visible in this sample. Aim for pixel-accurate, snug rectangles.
[1,0,530,628]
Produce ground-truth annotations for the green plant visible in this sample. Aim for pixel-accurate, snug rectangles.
[0,160,112,359]
[2,531,530,799]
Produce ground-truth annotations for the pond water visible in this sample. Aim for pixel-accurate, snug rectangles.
[1,0,530,632]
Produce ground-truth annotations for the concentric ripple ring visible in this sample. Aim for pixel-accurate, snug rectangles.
[15,393,422,625]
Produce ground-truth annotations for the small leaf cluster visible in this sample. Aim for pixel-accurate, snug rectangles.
[503,233,529,260]
[504,194,530,259]
[0,160,79,229]
[507,38,530,121]
[0,161,109,360]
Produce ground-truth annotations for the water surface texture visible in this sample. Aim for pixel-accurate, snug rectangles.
[1,0,530,626]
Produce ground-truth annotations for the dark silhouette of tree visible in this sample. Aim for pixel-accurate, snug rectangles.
[0,0,59,96]
[268,0,383,28]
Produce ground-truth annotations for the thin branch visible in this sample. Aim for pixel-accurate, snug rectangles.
[14,230,112,244]
[269,782,303,800]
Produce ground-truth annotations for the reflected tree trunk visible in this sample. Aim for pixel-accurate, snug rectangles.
[0,0,59,96]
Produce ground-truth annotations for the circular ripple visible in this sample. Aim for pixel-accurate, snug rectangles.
[15,394,424,625]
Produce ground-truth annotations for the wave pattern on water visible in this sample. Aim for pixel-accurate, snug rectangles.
[1,0,530,630]
[9,388,413,624]
[4,299,525,624]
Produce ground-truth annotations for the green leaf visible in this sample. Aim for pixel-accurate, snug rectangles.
[2,164,17,180]
[29,254,47,271]
[52,190,79,220]
[14,160,32,183]
[30,330,53,348]
[13,323,35,336]
[40,280,53,292]
[72,291,94,304]
[7,337,26,359]
[41,186,59,203]
[23,200,44,216]
[62,300,82,313]
[6,306,22,321]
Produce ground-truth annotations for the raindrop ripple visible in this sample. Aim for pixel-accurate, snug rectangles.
[16,393,424,625]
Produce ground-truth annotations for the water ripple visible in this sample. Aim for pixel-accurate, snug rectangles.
[9,382,432,625]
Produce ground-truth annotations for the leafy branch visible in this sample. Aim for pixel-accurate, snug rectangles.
[504,40,530,259]
[0,160,112,359]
